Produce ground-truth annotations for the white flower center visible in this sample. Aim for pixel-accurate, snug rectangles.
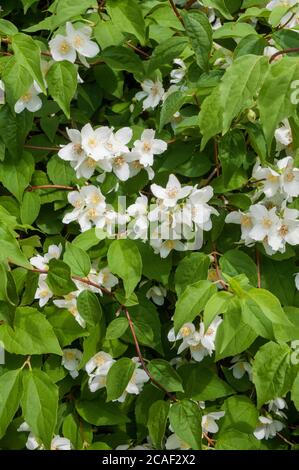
[88,137,97,148]
[262,217,273,229]
[74,35,84,48]
[180,326,192,337]
[88,208,98,219]
[241,215,252,228]
[150,84,160,96]
[39,289,49,298]
[86,157,97,168]
[286,171,294,182]
[279,224,289,237]
[167,187,179,198]
[142,142,151,153]
[22,92,32,103]
[113,156,125,167]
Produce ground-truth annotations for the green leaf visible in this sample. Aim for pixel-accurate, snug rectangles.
[21,0,39,14]
[107,239,142,298]
[12,33,45,93]
[106,317,128,340]
[46,259,76,296]
[201,0,233,19]
[182,10,212,72]
[219,249,258,286]
[203,291,233,328]
[169,399,202,450]
[148,359,184,393]
[106,357,135,401]
[21,370,58,449]
[100,46,143,75]
[241,288,293,341]
[0,306,62,355]
[72,228,100,251]
[77,290,102,326]
[220,396,259,434]
[159,90,189,130]
[215,301,257,360]
[0,370,22,439]
[46,61,77,118]
[0,19,18,35]
[0,152,34,202]
[213,21,257,39]
[252,342,295,408]
[126,301,163,353]
[46,307,88,347]
[179,364,235,401]
[258,57,299,149]
[216,430,261,450]
[173,280,217,333]
[218,130,247,185]
[175,252,210,297]
[199,55,267,147]
[147,37,188,75]
[147,400,169,449]
[63,242,91,277]
[47,155,76,186]
[106,0,146,46]
[135,242,171,285]
[76,399,129,426]
[20,191,41,225]
[0,263,19,306]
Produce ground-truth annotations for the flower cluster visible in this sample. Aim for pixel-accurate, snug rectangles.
[30,243,118,327]
[168,316,223,362]
[49,22,99,65]
[62,174,218,258]
[58,126,167,181]
[226,156,299,256]
[85,352,149,401]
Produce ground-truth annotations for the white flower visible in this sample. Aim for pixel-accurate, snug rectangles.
[187,186,218,230]
[96,267,118,290]
[14,83,42,114]
[30,243,62,271]
[51,436,72,450]
[229,355,252,380]
[17,423,43,450]
[266,0,298,28]
[115,358,149,402]
[165,433,191,450]
[252,162,281,198]
[105,127,132,155]
[267,397,288,419]
[62,348,83,378]
[110,153,132,181]
[35,274,53,307]
[49,34,76,63]
[58,128,86,166]
[81,124,112,160]
[146,285,167,305]
[170,58,186,84]
[277,156,299,198]
[253,416,284,440]
[135,79,165,110]
[225,210,254,246]
[53,292,86,328]
[151,174,192,208]
[275,207,299,251]
[249,204,281,247]
[132,129,167,167]
[127,195,149,240]
[85,351,115,376]
[274,120,293,152]
[150,238,186,258]
[168,322,195,343]
[202,411,225,434]
[65,22,99,58]
[295,273,299,290]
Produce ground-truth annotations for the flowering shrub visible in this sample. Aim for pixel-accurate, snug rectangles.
[0,0,299,452]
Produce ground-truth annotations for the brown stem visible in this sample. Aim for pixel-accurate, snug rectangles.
[255,247,261,288]
[24,144,60,151]
[278,12,295,30]
[125,308,177,401]
[269,47,299,63]
[168,0,184,25]
[212,243,228,290]
[277,432,295,447]
[200,167,218,187]
[126,41,149,58]
[27,184,75,191]
[30,268,114,297]
[185,0,197,8]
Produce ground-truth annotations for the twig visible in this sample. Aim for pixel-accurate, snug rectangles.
[212,243,228,290]
[124,308,177,402]
[255,247,261,288]
[200,167,219,187]
[185,0,198,8]
[30,268,113,297]
[24,144,60,151]
[269,47,299,63]
[203,433,215,447]
[126,41,149,58]
[168,0,184,25]
[27,185,75,191]
[277,432,295,447]
[278,12,295,30]
[21,356,32,371]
